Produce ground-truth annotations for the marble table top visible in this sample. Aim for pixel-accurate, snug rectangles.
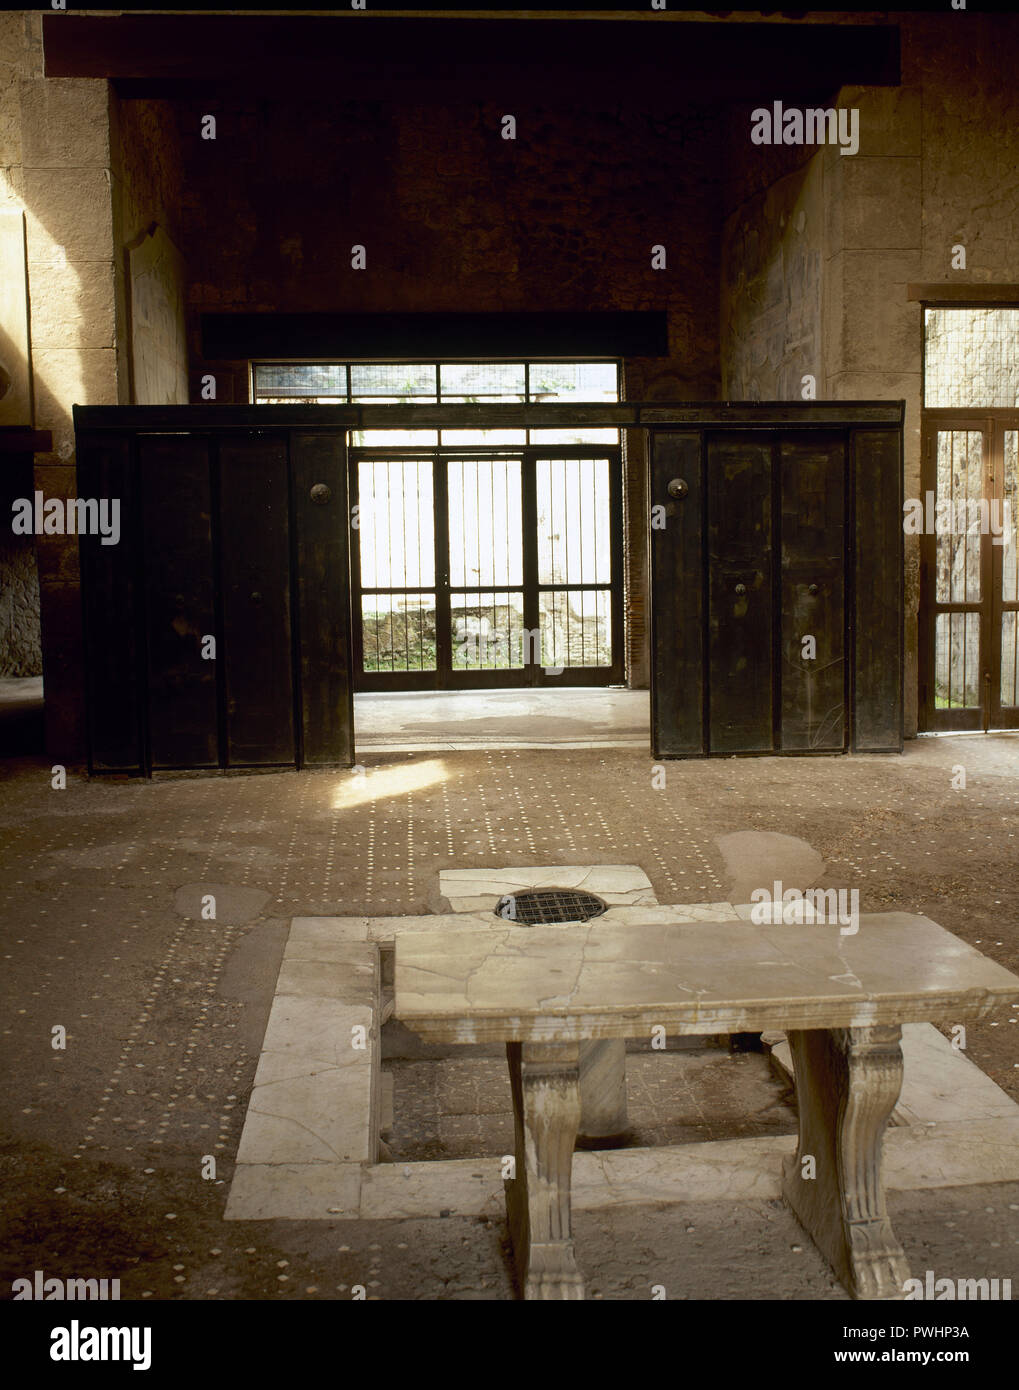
[394,913,1019,1043]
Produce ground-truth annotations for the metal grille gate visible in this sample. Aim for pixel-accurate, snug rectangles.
[351,445,624,690]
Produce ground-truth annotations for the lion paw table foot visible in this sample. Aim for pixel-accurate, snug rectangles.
[782,1024,911,1300]
[524,1244,585,1300]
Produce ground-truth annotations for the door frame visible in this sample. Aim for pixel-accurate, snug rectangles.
[350,443,625,691]
[919,408,1019,732]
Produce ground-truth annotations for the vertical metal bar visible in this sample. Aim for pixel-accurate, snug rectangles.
[985,418,998,726]
[608,445,624,683]
[522,449,539,684]
[435,452,451,686]
[418,459,425,670]
[350,458,365,686]
[769,433,781,752]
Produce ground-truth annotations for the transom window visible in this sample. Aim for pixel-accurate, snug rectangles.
[924,308,1019,409]
[250,359,621,447]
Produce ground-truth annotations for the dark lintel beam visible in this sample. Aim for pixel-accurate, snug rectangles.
[44,16,900,98]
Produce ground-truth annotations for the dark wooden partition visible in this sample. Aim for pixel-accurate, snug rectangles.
[75,401,902,772]
[648,403,904,758]
[75,413,353,774]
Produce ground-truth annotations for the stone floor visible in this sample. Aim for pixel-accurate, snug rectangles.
[1,728,1018,1299]
[354,685,648,749]
[382,1048,798,1161]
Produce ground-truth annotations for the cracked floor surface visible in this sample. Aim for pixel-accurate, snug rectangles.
[1,732,1018,1299]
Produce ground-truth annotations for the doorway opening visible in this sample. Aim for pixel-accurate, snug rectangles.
[351,445,623,691]
[253,357,631,745]
[919,308,1019,732]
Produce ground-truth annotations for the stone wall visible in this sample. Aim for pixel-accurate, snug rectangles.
[0,16,42,676]
[181,99,722,401]
[0,18,191,731]
[720,127,822,401]
[111,96,188,405]
[719,15,1019,739]
[179,97,724,688]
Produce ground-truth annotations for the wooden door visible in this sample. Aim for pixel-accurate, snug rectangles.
[920,416,1019,732]
[779,436,846,751]
[649,412,902,759]
[139,436,218,769]
[706,435,774,753]
[76,422,355,773]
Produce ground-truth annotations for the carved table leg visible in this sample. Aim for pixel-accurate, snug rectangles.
[578,1038,629,1143]
[782,1025,911,1300]
[505,1041,585,1300]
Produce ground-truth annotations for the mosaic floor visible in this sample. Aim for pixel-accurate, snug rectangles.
[2,734,1018,1298]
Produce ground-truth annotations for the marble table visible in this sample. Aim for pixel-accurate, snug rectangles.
[394,913,1019,1300]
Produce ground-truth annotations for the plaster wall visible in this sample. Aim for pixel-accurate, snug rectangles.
[719,14,1019,740]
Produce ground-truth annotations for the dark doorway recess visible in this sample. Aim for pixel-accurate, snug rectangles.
[648,405,904,758]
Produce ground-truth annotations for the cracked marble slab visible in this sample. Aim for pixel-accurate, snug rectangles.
[440,863,656,912]
[395,914,1019,1043]
[225,1162,362,1220]
[360,1158,505,1221]
[287,906,742,950]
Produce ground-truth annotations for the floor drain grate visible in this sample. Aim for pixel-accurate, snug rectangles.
[494,888,608,925]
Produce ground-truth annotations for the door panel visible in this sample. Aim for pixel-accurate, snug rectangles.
[921,423,995,732]
[853,428,902,750]
[649,411,904,758]
[707,437,773,753]
[291,431,355,765]
[779,437,846,751]
[76,421,356,774]
[139,436,218,769]
[650,432,704,756]
[218,437,295,765]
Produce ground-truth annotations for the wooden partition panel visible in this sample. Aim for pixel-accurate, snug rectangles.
[648,405,903,759]
[779,436,846,751]
[218,437,295,766]
[852,428,903,752]
[650,431,704,756]
[139,436,218,769]
[75,414,357,774]
[77,433,142,773]
[291,431,355,765]
[707,436,773,753]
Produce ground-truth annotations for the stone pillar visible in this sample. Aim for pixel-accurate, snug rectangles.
[19,75,119,760]
[578,1038,629,1141]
